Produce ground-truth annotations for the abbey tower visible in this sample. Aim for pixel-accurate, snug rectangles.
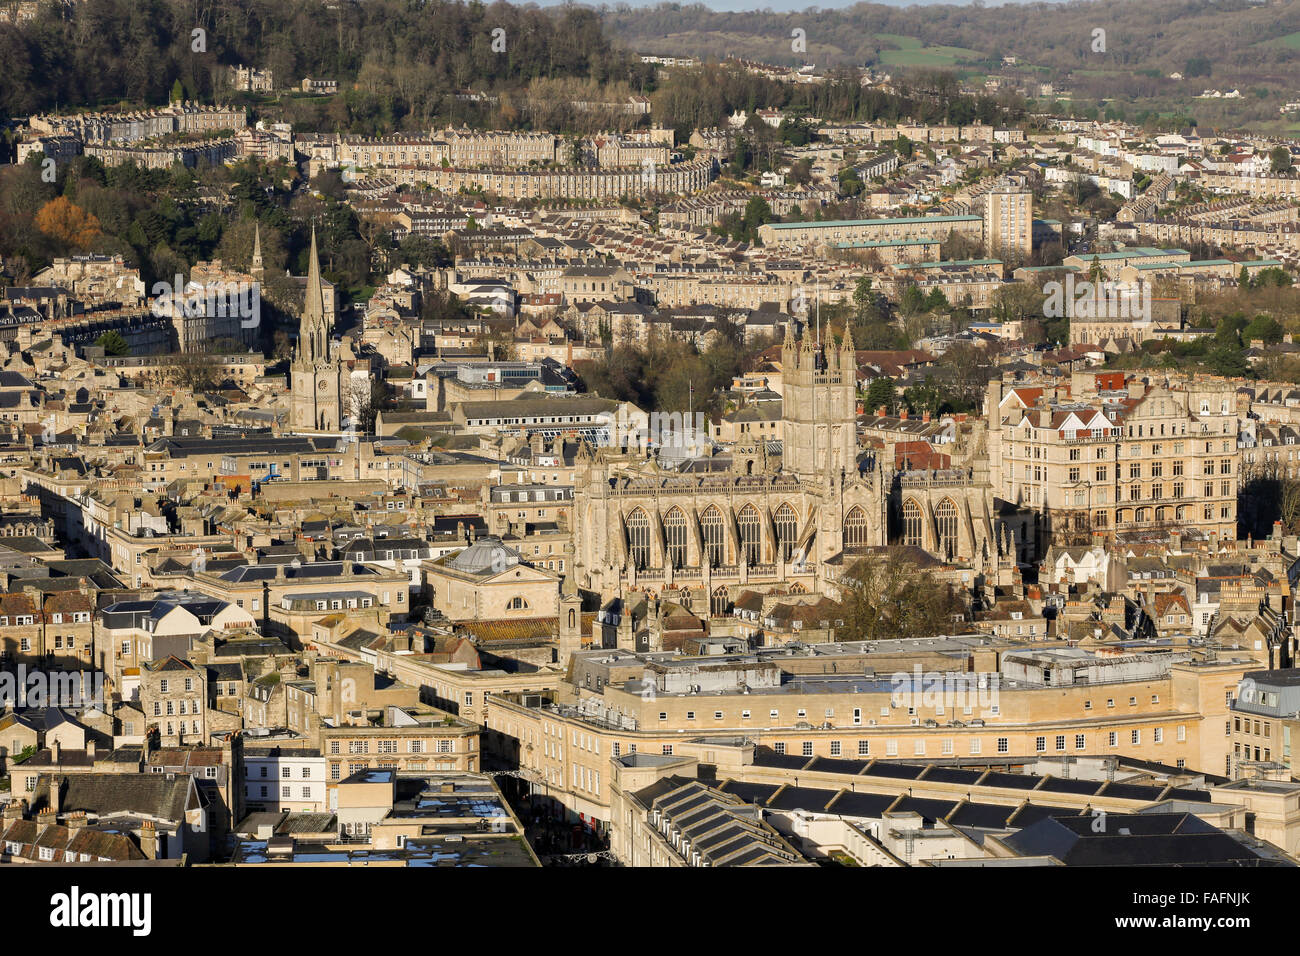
[780,323,858,485]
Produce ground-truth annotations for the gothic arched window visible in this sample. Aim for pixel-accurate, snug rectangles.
[738,504,762,566]
[664,508,689,568]
[774,503,798,562]
[845,507,869,549]
[701,507,725,567]
[902,499,923,548]
[936,498,959,559]
[626,509,651,569]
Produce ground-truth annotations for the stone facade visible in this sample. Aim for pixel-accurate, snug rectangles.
[290,228,345,433]
[570,328,884,609]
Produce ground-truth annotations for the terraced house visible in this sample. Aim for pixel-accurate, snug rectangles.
[140,657,209,747]
[0,587,94,668]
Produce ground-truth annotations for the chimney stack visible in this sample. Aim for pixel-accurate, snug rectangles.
[140,820,159,860]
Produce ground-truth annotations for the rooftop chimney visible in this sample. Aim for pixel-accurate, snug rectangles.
[140,820,159,860]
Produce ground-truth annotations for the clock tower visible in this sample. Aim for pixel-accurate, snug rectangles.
[290,227,345,432]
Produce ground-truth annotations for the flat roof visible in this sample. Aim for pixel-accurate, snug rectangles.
[765,214,982,230]
[1071,247,1188,260]
[909,259,1004,268]
[831,238,939,248]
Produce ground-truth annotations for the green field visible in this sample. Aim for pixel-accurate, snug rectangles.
[1257,119,1300,136]
[1264,31,1300,50]
[874,33,984,67]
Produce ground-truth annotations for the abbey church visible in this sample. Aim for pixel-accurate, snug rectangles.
[569,326,1026,617]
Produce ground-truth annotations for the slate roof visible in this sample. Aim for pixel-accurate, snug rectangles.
[1001,812,1290,866]
[31,772,197,822]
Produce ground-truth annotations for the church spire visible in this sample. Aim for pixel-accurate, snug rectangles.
[296,225,328,367]
[251,222,264,280]
[304,224,325,325]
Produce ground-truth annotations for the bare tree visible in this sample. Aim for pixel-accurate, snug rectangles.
[159,351,222,392]
[838,547,966,641]
[1239,456,1300,539]
[348,377,390,433]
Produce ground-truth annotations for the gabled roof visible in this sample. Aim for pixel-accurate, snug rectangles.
[148,655,197,673]
[1152,592,1191,619]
